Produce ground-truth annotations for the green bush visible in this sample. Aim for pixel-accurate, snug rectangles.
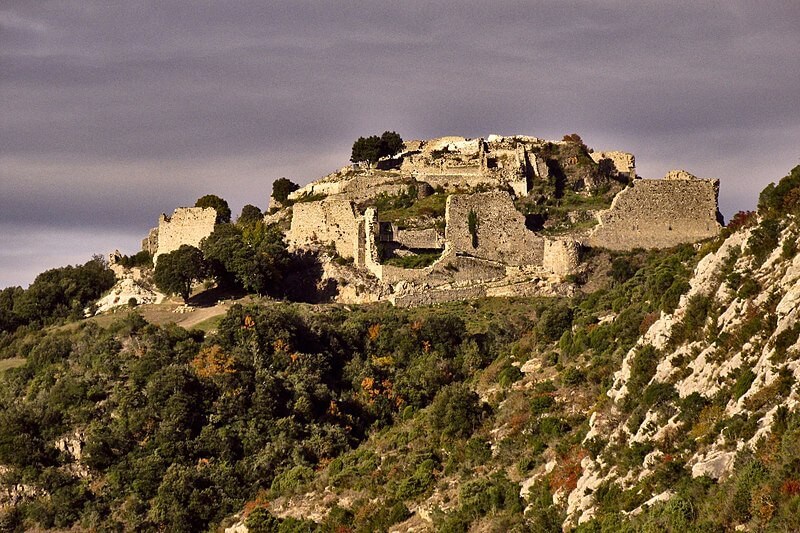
[561,366,586,386]
[497,363,523,388]
[428,383,483,439]
[731,368,757,400]
[270,465,314,497]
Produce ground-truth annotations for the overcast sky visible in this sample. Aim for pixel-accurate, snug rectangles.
[2,1,799,287]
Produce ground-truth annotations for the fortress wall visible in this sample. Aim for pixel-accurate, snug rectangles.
[288,198,360,259]
[142,227,159,255]
[340,174,415,201]
[445,191,545,267]
[542,238,581,275]
[153,207,217,263]
[585,177,721,251]
[288,181,343,201]
[391,227,444,250]
[590,151,636,180]
[391,286,486,307]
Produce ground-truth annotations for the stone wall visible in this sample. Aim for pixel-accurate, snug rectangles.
[389,227,444,249]
[445,191,544,266]
[153,207,217,264]
[585,173,721,250]
[590,151,636,180]
[391,286,487,307]
[288,198,361,259]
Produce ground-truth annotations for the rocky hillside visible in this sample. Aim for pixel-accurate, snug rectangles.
[0,166,798,532]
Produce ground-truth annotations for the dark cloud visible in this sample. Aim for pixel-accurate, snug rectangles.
[1,1,799,286]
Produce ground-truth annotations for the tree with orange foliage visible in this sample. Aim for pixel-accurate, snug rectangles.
[190,345,236,379]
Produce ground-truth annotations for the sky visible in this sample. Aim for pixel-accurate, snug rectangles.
[2,1,799,288]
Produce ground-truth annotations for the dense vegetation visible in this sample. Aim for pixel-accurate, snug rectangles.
[1,166,799,532]
[0,240,705,531]
[0,257,114,334]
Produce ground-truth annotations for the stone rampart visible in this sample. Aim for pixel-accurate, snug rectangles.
[390,227,444,249]
[288,198,360,259]
[391,285,486,307]
[590,151,636,180]
[153,207,217,264]
[585,173,721,250]
[445,191,544,266]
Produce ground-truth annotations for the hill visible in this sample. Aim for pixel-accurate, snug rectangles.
[0,153,798,531]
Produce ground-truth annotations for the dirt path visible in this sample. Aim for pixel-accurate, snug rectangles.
[177,302,232,328]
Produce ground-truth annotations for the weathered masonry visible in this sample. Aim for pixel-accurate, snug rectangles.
[585,170,722,250]
[145,207,217,264]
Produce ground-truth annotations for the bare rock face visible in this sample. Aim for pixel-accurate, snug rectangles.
[564,218,800,527]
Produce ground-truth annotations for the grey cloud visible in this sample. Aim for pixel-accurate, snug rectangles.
[1,0,798,286]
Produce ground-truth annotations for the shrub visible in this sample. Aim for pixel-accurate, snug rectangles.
[497,364,523,388]
[731,368,757,400]
[459,472,523,517]
[747,218,781,266]
[561,366,586,386]
[270,465,314,497]
[537,303,574,342]
[395,458,437,499]
[428,383,483,439]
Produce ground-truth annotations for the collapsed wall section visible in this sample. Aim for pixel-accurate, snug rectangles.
[288,198,360,259]
[589,150,636,181]
[153,207,217,263]
[445,191,545,266]
[585,174,721,250]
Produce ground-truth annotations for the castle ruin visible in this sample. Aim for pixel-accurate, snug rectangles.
[138,134,722,306]
[145,207,217,264]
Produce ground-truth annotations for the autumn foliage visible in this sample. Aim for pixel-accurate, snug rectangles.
[191,345,236,378]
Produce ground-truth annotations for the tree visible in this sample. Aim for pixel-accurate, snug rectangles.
[351,136,382,164]
[201,222,291,296]
[271,178,300,204]
[195,194,231,224]
[238,204,263,226]
[380,131,404,158]
[350,131,404,164]
[154,245,207,302]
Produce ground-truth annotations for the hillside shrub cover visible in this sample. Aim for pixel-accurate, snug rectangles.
[2,165,800,532]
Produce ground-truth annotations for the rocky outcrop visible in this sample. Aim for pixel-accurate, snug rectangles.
[566,217,800,527]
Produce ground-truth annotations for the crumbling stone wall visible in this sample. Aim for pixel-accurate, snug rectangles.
[389,227,444,250]
[153,207,217,264]
[590,151,636,180]
[585,173,721,250]
[445,191,544,266]
[288,198,361,259]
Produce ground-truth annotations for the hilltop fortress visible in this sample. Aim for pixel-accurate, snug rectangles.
[141,134,722,306]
